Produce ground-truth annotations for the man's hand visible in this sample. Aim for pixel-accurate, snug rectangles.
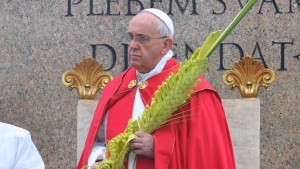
[129,131,154,158]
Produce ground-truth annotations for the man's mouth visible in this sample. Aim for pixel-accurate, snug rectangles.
[129,53,140,58]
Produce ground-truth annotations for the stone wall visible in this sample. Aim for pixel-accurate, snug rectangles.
[0,0,299,168]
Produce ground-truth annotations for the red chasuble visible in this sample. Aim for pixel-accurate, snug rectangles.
[77,58,235,169]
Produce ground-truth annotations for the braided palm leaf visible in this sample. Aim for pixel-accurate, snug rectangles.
[91,0,258,168]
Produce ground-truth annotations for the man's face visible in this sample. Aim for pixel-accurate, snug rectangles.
[127,12,166,73]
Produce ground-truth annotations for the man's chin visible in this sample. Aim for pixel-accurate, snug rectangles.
[129,62,140,69]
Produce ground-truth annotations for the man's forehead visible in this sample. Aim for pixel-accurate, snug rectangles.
[127,13,158,33]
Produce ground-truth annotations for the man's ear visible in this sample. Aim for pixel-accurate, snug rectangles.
[161,38,174,55]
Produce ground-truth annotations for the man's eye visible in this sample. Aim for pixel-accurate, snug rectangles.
[137,36,148,42]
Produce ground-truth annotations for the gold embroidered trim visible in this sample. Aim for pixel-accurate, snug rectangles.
[128,80,137,89]
[139,81,148,89]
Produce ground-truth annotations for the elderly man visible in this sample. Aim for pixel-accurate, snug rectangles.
[78,8,235,169]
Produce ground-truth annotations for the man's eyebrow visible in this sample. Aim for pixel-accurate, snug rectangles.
[135,33,147,37]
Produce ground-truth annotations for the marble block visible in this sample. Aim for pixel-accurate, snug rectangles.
[222,99,260,169]
[77,100,98,163]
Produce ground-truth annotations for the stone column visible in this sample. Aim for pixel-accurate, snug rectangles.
[77,100,98,163]
[222,99,260,169]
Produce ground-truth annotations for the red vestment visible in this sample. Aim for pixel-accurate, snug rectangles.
[77,58,235,169]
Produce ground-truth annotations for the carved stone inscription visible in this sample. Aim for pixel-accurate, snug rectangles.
[65,0,300,72]
[90,41,299,71]
[66,0,300,16]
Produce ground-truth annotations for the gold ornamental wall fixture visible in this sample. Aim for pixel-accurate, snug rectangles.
[62,57,113,100]
[223,56,275,98]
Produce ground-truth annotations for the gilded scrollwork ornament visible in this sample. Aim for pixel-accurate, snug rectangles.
[62,57,113,99]
[223,56,275,98]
